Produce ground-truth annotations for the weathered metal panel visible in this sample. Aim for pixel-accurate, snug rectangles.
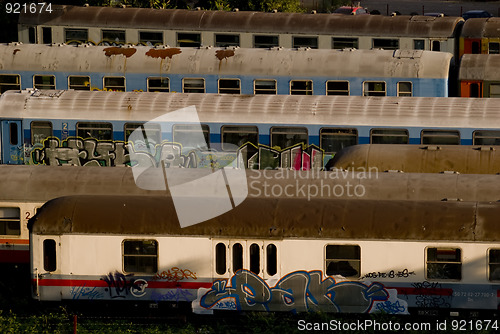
[19,5,462,38]
[459,54,500,81]
[0,44,453,79]
[461,17,500,38]
[331,144,500,174]
[30,194,494,242]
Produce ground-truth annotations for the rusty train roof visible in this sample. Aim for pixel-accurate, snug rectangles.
[330,144,500,174]
[19,5,463,38]
[29,194,500,242]
[461,17,500,38]
[458,54,500,81]
[0,44,452,79]
[3,165,500,202]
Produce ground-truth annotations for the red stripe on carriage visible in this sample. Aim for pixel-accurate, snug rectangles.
[387,287,453,296]
[33,278,213,289]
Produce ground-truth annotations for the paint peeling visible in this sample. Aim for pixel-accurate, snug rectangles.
[146,48,182,60]
[103,47,137,58]
[13,49,20,55]
[215,50,235,61]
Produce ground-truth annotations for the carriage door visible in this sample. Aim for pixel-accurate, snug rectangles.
[33,236,62,301]
[1,120,23,164]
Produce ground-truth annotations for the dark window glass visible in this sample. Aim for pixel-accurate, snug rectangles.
[271,127,308,149]
[216,243,227,275]
[215,34,240,47]
[0,75,21,94]
[254,35,279,48]
[232,243,243,272]
[31,121,52,145]
[427,247,461,280]
[139,31,163,45]
[327,81,349,95]
[43,239,57,272]
[373,38,399,50]
[473,130,500,145]
[42,27,52,44]
[325,245,360,278]
[332,38,358,49]
[177,33,201,47]
[321,128,357,154]
[250,243,260,274]
[76,122,112,140]
[371,128,409,144]
[9,123,18,145]
[0,207,20,236]
[293,36,318,49]
[421,130,460,145]
[489,249,500,281]
[222,125,258,150]
[266,244,277,276]
[123,240,158,273]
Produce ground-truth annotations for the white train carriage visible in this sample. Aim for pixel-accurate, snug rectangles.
[18,5,462,55]
[0,44,453,97]
[4,164,500,264]
[29,194,500,316]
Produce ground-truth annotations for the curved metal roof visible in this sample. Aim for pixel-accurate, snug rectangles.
[19,5,463,38]
[29,194,500,242]
[461,17,500,38]
[458,54,500,81]
[330,144,500,174]
[1,90,499,129]
[2,165,500,202]
[0,44,452,79]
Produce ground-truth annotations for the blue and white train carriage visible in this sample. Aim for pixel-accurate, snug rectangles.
[0,43,453,97]
[1,90,500,169]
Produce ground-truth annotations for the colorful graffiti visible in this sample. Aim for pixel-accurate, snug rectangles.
[154,267,197,282]
[193,270,408,314]
[101,271,148,299]
[28,136,325,170]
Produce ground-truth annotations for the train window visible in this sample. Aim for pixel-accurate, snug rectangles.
[102,30,126,44]
[43,239,57,272]
[397,82,412,97]
[0,74,21,94]
[33,75,55,90]
[28,27,36,44]
[147,77,169,93]
[266,244,277,276]
[431,40,441,52]
[215,243,227,275]
[221,125,258,150]
[177,32,201,47]
[325,245,360,279]
[250,243,260,275]
[232,243,243,272]
[103,77,125,92]
[320,128,358,154]
[218,79,241,94]
[326,81,349,95]
[290,80,313,95]
[254,35,279,48]
[373,38,399,50]
[490,84,500,98]
[123,240,158,274]
[76,122,113,140]
[332,38,358,49]
[65,28,88,43]
[363,81,386,96]
[413,39,425,50]
[173,124,210,150]
[31,121,52,145]
[473,130,500,145]
[370,128,409,144]
[426,247,461,280]
[421,130,460,145]
[489,249,500,281]
[9,123,18,145]
[489,43,500,54]
[42,27,52,44]
[292,36,318,49]
[254,79,277,94]
[139,31,164,46]
[0,207,20,236]
[215,34,240,47]
[68,76,90,91]
[124,123,161,146]
[183,78,205,93]
[270,127,308,149]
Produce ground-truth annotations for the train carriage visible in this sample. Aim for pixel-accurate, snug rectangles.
[2,90,500,168]
[0,43,453,97]
[459,54,500,97]
[28,194,500,316]
[18,5,462,55]
[459,17,500,58]
[4,165,500,265]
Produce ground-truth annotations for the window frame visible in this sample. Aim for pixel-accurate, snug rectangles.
[270,126,308,149]
[221,125,258,150]
[326,80,349,95]
[473,130,500,145]
[425,247,462,281]
[122,239,158,274]
[290,80,313,95]
[325,244,361,279]
[177,32,201,47]
[370,128,409,144]
[254,79,277,95]
[103,76,126,92]
[183,78,205,93]
[68,75,91,91]
[33,75,56,90]
[218,78,241,94]
[397,81,413,97]
[292,36,318,49]
[332,37,359,49]
[64,28,88,43]
[320,128,358,154]
[147,77,169,93]
[101,29,126,44]
[76,122,113,140]
[363,81,386,96]
[215,34,240,47]
[0,74,21,94]
[420,129,460,145]
[253,35,279,48]
[0,207,21,236]
[31,121,53,145]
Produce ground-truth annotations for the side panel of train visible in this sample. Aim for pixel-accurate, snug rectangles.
[3,115,500,168]
[0,45,452,97]
[31,233,500,315]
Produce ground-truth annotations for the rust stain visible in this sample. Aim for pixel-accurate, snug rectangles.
[103,47,137,58]
[13,49,20,55]
[215,50,235,61]
[146,48,182,59]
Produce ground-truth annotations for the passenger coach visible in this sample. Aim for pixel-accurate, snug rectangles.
[0,44,453,97]
[1,90,500,167]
